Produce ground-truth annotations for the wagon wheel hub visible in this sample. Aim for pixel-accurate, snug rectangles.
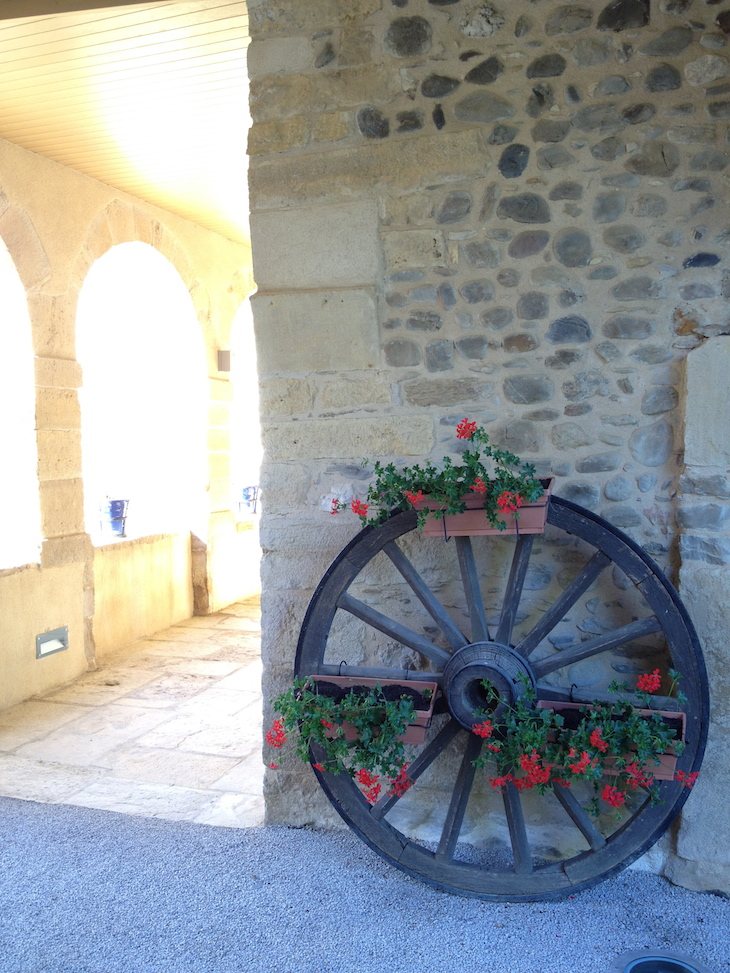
[442,641,535,730]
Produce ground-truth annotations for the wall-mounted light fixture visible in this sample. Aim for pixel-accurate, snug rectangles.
[36,626,69,659]
[217,350,231,372]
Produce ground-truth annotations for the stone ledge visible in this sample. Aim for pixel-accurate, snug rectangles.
[249,130,489,208]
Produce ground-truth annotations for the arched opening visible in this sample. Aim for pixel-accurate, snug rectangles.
[0,238,41,569]
[76,242,208,543]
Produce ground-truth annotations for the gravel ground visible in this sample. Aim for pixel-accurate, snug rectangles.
[0,796,727,973]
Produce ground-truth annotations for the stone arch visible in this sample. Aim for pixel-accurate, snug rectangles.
[73,198,204,319]
[72,199,252,375]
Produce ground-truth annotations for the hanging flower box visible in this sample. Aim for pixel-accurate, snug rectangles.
[413,477,555,538]
[308,675,438,745]
[536,699,686,781]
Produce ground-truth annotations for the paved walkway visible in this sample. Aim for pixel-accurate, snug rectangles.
[0,597,264,828]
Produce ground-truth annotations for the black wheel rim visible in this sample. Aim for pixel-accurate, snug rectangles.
[294,496,708,901]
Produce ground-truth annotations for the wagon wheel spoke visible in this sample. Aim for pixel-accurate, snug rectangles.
[503,782,532,874]
[552,784,606,852]
[515,551,612,658]
[371,718,464,821]
[336,591,451,668]
[436,731,483,861]
[495,534,535,646]
[455,536,489,642]
[532,616,662,680]
[383,540,468,652]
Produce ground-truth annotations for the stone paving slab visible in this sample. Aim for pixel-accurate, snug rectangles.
[0,700,91,751]
[0,753,105,802]
[0,600,265,829]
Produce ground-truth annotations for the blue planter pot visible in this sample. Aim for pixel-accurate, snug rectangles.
[99,499,129,537]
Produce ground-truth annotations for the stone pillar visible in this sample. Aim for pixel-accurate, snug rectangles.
[247,0,730,872]
[666,337,730,894]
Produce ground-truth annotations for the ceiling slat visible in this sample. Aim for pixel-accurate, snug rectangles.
[0,0,250,243]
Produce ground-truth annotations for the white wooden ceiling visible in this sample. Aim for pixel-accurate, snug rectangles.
[0,0,250,243]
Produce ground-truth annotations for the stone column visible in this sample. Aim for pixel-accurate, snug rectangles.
[666,337,730,894]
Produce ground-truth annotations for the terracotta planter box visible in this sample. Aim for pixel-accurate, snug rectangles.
[536,700,686,781]
[309,675,438,746]
[414,478,554,538]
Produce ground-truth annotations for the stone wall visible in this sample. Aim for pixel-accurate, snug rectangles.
[248,0,730,893]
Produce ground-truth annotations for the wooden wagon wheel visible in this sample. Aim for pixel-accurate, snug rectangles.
[295,496,708,901]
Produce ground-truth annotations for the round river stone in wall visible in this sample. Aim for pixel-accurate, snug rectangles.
[573,37,611,66]
[622,102,656,124]
[508,231,550,259]
[465,56,504,85]
[625,142,680,177]
[558,483,600,510]
[553,229,592,267]
[481,307,514,330]
[550,181,583,200]
[460,280,494,303]
[642,386,679,414]
[628,420,674,466]
[527,54,567,78]
[605,476,633,501]
[517,292,549,319]
[384,340,422,367]
[595,75,632,96]
[603,224,645,253]
[462,241,500,268]
[456,336,489,359]
[384,17,432,57]
[547,315,592,342]
[639,26,694,56]
[422,74,461,98]
[546,6,593,35]
[358,107,389,138]
[504,333,539,353]
[437,191,472,224]
[499,143,530,178]
[603,314,655,339]
[645,63,682,91]
[503,375,554,403]
[497,194,550,223]
[633,194,667,217]
[593,192,626,222]
[453,92,516,123]
[527,83,555,117]
[571,104,625,135]
[611,276,666,300]
[597,0,650,33]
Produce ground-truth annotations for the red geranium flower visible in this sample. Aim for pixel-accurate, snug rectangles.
[456,418,478,440]
[637,669,661,694]
[590,727,609,753]
[496,490,523,514]
[471,719,494,738]
[266,719,287,748]
[601,784,627,808]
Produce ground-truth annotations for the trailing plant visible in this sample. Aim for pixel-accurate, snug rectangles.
[471,669,697,816]
[267,678,430,805]
[331,417,545,530]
